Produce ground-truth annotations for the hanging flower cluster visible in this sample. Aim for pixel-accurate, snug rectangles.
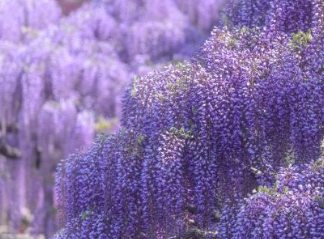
[223,0,314,34]
[54,1,324,238]
[174,0,227,31]
[1,0,231,236]
[0,0,230,237]
[218,159,324,239]
[0,0,61,43]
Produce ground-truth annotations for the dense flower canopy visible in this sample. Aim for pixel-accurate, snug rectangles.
[54,1,324,238]
[1,0,324,238]
[218,159,324,238]
[0,0,230,237]
[223,0,314,33]
[0,0,61,42]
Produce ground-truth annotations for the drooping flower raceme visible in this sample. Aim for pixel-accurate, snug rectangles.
[218,159,324,239]
[55,2,324,237]
[223,0,314,34]
[0,0,61,42]
[0,0,230,236]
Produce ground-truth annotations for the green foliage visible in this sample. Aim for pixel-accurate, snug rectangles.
[137,134,144,145]
[255,182,278,196]
[255,185,276,195]
[131,76,140,98]
[169,126,194,139]
[94,116,118,133]
[315,195,324,209]
[171,59,185,69]
[227,37,238,49]
[311,159,324,172]
[254,182,289,196]
[81,208,93,221]
[251,167,263,176]
[290,30,313,51]
[124,132,145,158]
[166,78,186,92]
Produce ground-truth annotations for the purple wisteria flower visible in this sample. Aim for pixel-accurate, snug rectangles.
[54,1,324,237]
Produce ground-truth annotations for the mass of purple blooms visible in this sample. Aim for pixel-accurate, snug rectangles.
[1,0,324,238]
[223,0,314,33]
[0,0,227,237]
[53,0,324,238]
[218,159,324,238]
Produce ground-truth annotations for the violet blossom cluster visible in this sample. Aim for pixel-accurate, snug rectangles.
[218,159,324,239]
[0,0,61,43]
[0,3,126,235]
[54,1,324,238]
[223,0,314,34]
[0,0,230,237]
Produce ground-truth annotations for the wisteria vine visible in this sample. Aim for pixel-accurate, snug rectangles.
[0,0,229,237]
[54,1,324,238]
[218,159,324,238]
